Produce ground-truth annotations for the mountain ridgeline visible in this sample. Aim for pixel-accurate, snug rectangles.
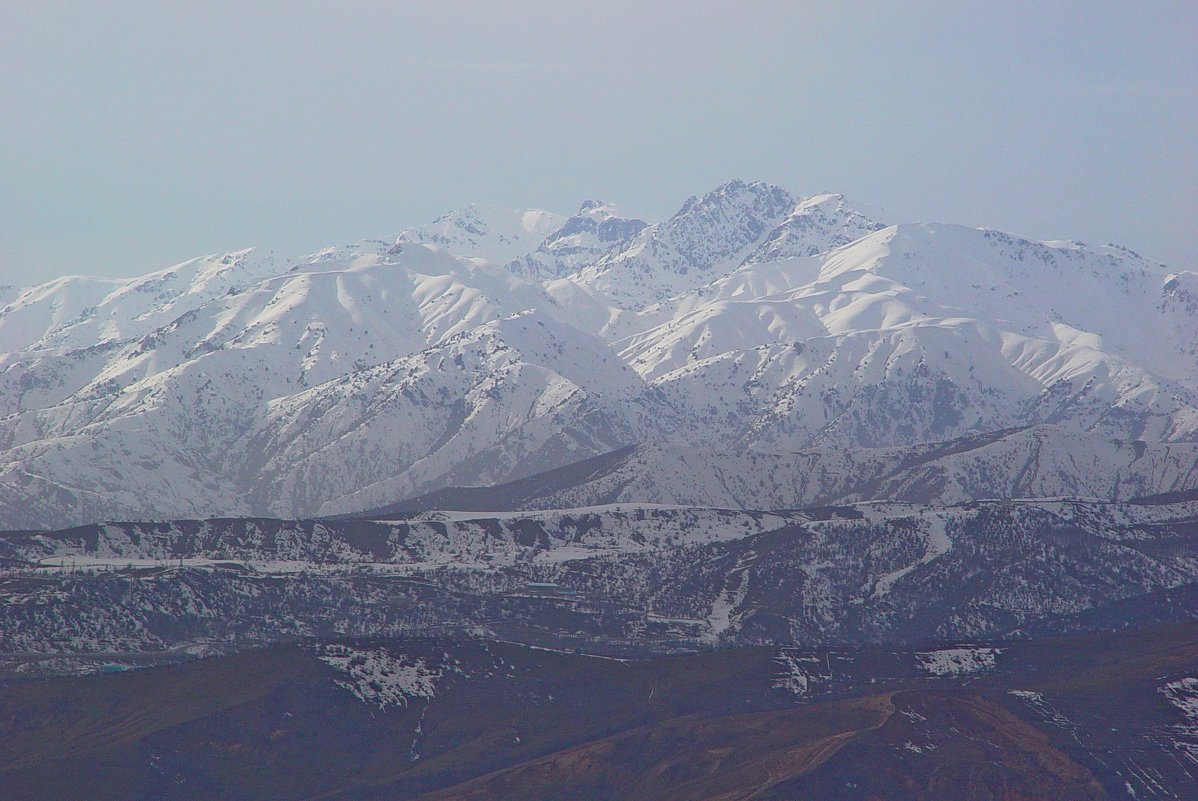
[4,181,1198,800]
[0,179,1193,529]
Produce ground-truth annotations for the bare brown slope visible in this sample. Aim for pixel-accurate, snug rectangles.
[2,624,1196,800]
[415,695,895,801]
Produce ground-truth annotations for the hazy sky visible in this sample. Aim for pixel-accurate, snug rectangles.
[2,2,1195,287]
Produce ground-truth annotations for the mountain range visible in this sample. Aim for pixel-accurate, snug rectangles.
[4,179,1198,800]
[0,179,1194,529]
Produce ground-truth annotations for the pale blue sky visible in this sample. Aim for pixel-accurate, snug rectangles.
[2,2,1195,287]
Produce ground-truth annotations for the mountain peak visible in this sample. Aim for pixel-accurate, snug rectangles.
[677,179,794,217]
[744,192,886,263]
[567,180,800,305]
[0,183,1194,529]
[396,204,566,264]
[578,199,613,214]
[505,203,648,280]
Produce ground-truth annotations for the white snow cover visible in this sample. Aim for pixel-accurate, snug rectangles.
[916,647,1001,675]
[315,645,439,709]
[1161,678,1198,727]
[396,204,565,264]
[1159,677,1198,770]
[772,650,824,697]
[506,201,648,279]
[0,179,1194,528]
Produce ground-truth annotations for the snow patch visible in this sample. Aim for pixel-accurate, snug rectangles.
[316,645,439,709]
[704,549,754,641]
[772,650,820,696]
[873,513,952,597]
[1160,677,1198,768]
[916,647,1000,676]
[1161,677,1198,724]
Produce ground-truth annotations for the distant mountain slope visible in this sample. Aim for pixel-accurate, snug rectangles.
[395,203,565,263]
[744,192,887,263]
[0,249,282,354]
[565,179,802,306]
[3,498,1196,654]
[0,179,1193,528]
[365,426,1198,515]
[239,310,663,516]
[505,201,647,279]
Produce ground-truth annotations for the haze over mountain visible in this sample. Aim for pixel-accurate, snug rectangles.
[3,179,1198,801]
[0,179,1194,529]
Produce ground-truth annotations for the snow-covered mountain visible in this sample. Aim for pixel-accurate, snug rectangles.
[506,200,647,279]
[744,192,888,263]
[238,309,662,517]
[395,203,565,263]
[0,249,283,354]
[608,222,1198,452]
[372,426,1198,515]
[563,179,801,307]
[0,180,1193,528]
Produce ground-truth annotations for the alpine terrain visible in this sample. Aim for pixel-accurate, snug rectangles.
[1,180,1196,800]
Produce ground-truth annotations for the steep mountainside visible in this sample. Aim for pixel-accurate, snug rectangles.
[395,203,565,263]
[505,201,647,279]
[0,180,1193,528]
[372,426,1198,515]
[0,249,282,354]
[564,180,801,306]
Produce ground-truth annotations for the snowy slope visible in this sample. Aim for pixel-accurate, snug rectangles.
[564,180,800,308]
[0,250,282,355]
[0,248,630,525]
[743,193,886,263]
[610,222,1197,449]
[395,203,565,264]
[0,180,1193,528]
[395,426,1198,513]
[240,309,662,517]
[618,223,1189,376]
[506,201,647,279]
